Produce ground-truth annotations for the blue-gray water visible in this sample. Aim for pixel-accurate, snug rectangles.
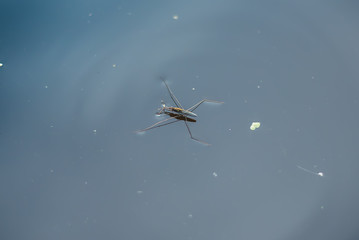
[1,1,359,239]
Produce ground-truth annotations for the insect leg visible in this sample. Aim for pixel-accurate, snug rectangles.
[184,119,210,145]
[160,77,184,109]
[187,99,224,112]
[136,116,177,132]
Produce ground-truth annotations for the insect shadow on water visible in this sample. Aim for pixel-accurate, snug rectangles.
[135,77,223,145]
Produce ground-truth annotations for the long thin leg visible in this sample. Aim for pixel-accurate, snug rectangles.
[184,119,210,145]
[136,116,177,132]
[143,119,181,131]
[187,99,224,112]
[160,77,184,109]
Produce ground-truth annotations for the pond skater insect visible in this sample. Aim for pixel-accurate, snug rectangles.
[136,77,223,145]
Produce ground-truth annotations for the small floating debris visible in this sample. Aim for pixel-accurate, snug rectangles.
[250,122,261,130]
[297,165,324,177]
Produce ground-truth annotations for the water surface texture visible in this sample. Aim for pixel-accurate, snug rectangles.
[1,1,359,239]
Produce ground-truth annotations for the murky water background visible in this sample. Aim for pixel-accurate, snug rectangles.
[1,1,359,239]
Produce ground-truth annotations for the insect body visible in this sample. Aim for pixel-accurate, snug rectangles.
[163,107,198,118]
[136,77,223,145]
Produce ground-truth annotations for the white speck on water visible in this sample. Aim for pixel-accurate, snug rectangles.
[213,172,218,177]
[173,15,179,20]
